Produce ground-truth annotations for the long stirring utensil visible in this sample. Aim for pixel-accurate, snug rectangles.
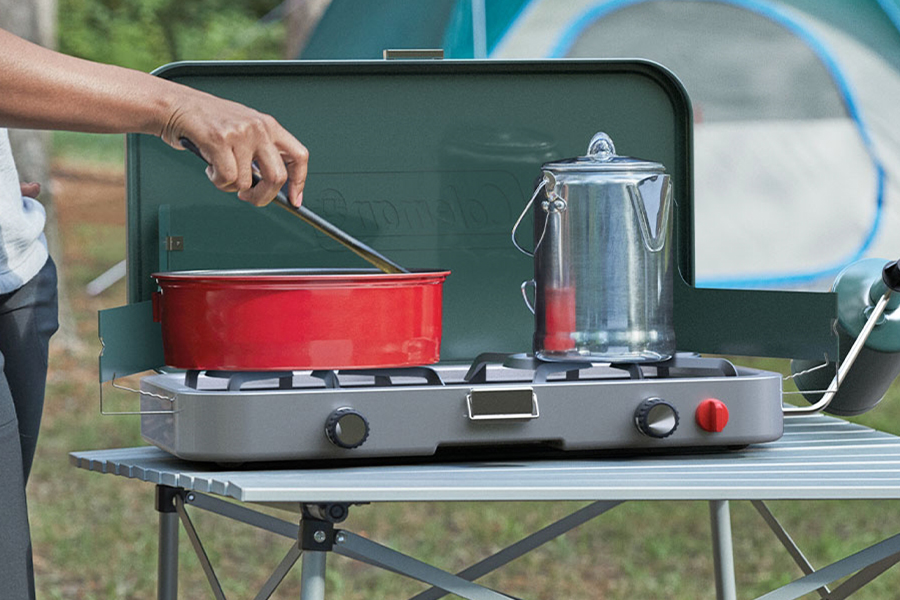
[180,138,409,274]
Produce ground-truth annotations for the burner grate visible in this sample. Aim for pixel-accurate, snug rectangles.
[465,352,739,384]
[185,370,294,391]
[183,366,444,391]
[315,367,445,389]
[181,354,737,392]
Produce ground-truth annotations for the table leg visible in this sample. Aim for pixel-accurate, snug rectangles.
[158,508,180,599]
[710,500,737,600]
[300,550,327,600]
[156,485,180,600]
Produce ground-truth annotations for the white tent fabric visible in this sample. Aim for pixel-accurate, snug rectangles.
[492,0,900,290]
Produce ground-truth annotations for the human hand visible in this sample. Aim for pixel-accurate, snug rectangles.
[158,91,308,207]
[20,182,40,198]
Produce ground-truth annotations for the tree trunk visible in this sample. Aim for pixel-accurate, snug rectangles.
[283,0,333,59]
[1,0,82,351]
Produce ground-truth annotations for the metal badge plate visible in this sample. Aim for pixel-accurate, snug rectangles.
[466,388,538,421]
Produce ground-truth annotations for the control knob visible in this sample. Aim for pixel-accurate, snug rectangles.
[634,398,679,438]
[325,407,370,449]
[696,398,729,432]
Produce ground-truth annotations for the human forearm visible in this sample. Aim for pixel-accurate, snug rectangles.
[0,28,179,135]
[0,28,308,206]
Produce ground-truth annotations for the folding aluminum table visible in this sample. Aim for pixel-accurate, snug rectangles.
[70,414,900,600]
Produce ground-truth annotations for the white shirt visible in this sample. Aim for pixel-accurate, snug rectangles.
[0,128,48,293]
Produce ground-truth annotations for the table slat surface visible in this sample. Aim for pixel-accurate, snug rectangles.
[69,415,900,503]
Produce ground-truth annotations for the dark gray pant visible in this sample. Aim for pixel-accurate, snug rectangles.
[0,258,59,600]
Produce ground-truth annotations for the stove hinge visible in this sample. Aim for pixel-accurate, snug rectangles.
[383,49,444,60]
[165,235,184,252]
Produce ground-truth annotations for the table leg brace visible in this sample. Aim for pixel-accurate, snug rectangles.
[754,531,900,600]
[410,500,622,600]
[333,530,517,600]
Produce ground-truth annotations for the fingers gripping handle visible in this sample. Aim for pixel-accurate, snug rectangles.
[178,138,409,274]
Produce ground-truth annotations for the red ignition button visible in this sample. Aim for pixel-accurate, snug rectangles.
[696,398,729,432]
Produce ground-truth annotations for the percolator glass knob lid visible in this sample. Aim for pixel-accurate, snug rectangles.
[587,132,616,160]
[541,131,665,173]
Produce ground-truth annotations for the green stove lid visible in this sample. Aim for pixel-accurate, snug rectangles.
[99,58,837,381]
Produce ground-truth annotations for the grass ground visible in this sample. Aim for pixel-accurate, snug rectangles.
[29,132,900,599]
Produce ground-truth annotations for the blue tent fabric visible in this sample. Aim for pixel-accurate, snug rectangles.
[487,0,900,290]
[442,0,531,58]
[300,0,458,59]
[299,0,900,290]
[299,0,530,59]
[301,0,900,63]
[535,0,889,288]
[784,0,900,69]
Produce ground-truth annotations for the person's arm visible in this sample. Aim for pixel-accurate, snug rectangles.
[0,28,307,206]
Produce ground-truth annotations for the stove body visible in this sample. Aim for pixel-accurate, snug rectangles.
[100,59,839,463]
[140,357,783,462]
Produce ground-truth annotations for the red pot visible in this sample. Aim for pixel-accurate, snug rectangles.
[151,269,450,371]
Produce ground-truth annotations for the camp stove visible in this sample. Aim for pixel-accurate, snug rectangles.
[99,59,839,465]
[137,353,783,463]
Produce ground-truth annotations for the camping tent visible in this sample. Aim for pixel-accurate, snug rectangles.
[302,0,900,290]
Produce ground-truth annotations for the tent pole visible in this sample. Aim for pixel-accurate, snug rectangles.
[471,0,487,57]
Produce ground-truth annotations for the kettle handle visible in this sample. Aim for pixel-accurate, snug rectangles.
[511,179,549,257]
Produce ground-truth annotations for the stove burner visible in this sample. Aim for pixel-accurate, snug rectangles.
[656,355,738,378]
[184,366,444,391]
[466,353,594,384]
[465,352,739,384]
[315,367,445,389]
[185,370,294,391]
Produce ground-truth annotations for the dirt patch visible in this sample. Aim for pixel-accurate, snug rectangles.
[46,160,128,386]
[51,159,126,228]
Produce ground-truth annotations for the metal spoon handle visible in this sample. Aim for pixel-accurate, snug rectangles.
[270,194,409,274]
[179,138,408,274]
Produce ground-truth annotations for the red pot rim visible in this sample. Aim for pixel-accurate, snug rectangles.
[152,268,451,285]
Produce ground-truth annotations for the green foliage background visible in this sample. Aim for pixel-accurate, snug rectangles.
[57,0,286,71]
